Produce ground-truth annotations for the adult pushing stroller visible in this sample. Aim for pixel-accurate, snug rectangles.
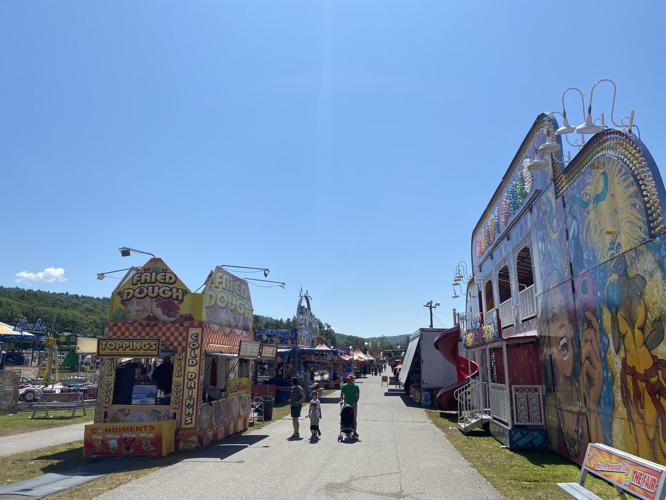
[338,403,356,442]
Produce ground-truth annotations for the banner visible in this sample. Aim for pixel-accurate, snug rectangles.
[97,339,160,357]
[255,328,297,346]
[584,444,665,500]
[182,327,203,428]
[203,267,253,331]
[84,420,176,458]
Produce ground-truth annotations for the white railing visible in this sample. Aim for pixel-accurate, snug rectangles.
[484,308,496,326]
[454,380,488,427]
[489,382,509,424]
[498,299,514,327]
[512,385,544,426]
[519,285,536,320]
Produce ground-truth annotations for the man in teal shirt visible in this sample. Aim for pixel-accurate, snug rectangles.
[340,374,360,437]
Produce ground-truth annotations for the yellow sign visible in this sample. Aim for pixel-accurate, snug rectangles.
[227,377,250,397]
[238,340,260,358]
[110,258,197,323]
[170,354,184,420]
[182,327,202,428]
[97,339,160,357]
[260,344,277,359]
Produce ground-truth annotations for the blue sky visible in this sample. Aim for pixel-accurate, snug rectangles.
[2,1,665,337]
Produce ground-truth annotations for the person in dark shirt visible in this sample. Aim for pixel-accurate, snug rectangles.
[152,357,173,395]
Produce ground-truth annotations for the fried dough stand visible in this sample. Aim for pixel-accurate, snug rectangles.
[84,259,263,458]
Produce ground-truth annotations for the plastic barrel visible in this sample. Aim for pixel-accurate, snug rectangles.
[262,396,274,420]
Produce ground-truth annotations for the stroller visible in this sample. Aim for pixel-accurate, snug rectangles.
[337,403,356,442]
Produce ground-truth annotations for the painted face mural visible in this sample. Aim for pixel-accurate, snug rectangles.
[539,133,666,465]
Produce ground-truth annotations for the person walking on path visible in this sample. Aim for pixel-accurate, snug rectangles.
[289,377,306,439]
[307,391,322,442]
[340,374,360,438]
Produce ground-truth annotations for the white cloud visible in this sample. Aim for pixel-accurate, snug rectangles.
[16,267,66,283]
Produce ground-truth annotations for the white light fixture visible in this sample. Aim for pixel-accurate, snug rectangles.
[575,111,603,135]
[527,158,548,170]
[556,115,575,135]
[538,132,561,154]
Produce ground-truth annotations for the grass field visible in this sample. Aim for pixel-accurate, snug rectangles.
[426,410,620,499]
[0,409,94,438]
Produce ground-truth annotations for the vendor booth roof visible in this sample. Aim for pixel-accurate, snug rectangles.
[0,321,35,340]
[314,342,331,350]
[398,335,419,385]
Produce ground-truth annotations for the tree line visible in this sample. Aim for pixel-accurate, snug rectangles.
[0,287,403,350]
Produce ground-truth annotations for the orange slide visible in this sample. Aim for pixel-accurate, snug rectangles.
[434,326,478,410]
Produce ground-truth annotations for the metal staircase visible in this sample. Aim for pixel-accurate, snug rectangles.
[454,379,490,433]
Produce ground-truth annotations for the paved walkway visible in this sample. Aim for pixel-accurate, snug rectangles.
[0,421,90,457]
[99,374,500,499]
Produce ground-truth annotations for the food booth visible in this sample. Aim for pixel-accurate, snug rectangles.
[84,259,268,458]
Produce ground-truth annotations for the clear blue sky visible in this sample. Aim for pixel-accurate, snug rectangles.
[2,1,665,337]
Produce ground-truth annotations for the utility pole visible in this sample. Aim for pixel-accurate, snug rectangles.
[423,300,440,328]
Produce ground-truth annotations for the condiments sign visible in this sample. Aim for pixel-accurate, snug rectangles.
[110,258,193,323]
[203,267,253,331]
[97,339,160,357]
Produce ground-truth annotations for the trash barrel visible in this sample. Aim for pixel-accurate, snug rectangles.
[262,396,274,421]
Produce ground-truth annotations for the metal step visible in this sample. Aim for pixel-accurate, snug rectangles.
[458,414,489,433]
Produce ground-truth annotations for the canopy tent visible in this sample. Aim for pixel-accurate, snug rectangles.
[352,348,370,362]
[0,321,35,341]
[314,342,331,350]
[398,335,419,385]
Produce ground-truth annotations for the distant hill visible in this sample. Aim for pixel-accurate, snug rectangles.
[0,287,110,337]
[365,334,411,347]
[0,287,407,349]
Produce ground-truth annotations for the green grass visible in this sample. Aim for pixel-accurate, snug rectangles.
[0,409,94,438]
[426,410,620,500]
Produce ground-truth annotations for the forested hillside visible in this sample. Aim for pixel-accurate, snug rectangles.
[0,287,110,337]
[0,287,404,349]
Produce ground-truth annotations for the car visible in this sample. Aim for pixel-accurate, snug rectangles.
[18,383,43,403]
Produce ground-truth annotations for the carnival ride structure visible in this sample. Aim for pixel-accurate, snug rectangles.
[433,325,478,411]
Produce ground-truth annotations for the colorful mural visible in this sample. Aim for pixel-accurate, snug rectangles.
[472,115,559,266]
[535,128,666,465]
[465,312,499,348]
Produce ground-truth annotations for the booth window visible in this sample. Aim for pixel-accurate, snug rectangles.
[516,246,535,290]
[112,357,172,406]
[497,266,512,304]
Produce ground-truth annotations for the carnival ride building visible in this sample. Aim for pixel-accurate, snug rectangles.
[457,112,666,465]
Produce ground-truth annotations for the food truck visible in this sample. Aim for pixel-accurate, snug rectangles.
[84,259,271,458]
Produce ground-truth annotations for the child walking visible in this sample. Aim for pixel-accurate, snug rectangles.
[307,391,322,441]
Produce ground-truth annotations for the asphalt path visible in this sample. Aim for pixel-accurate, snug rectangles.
[98,373,500,499]
[0,421,90,457]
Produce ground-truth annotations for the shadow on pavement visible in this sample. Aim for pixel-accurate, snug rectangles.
[0,433,269,498]
[319,397,340,404]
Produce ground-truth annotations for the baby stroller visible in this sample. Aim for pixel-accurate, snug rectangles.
[338,403,356,442]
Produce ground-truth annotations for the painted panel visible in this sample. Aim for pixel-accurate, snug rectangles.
[536,130,666,465]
